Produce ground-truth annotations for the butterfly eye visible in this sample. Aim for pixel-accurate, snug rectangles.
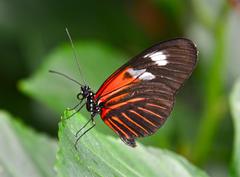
[77,93,83,100]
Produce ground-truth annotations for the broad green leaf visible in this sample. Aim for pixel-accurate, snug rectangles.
[0,110,57,177]
[230,79,240,177]
[56,111,209,177]
[19,41,127,114]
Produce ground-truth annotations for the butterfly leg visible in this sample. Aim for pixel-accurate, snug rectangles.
[67,98,84,111]
[75,117,92,137]
[74,116,96,150]
[64,102,86,120]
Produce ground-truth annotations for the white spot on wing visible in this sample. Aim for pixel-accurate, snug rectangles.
[144,51,168,66]
[127,68,155,81]
[127,68,146,78]
[139,72,155,80]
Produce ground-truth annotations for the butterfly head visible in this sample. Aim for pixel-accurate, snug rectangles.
[77,85,91,100]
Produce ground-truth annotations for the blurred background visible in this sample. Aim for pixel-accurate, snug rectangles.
[0,0,240,176]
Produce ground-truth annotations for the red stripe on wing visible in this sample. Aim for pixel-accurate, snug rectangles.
[101,97,145,118]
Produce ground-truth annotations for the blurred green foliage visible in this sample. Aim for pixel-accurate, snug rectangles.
[0,111,57,177]
[1,0,240,176]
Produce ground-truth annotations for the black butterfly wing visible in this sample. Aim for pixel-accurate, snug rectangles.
[95,38,198,147]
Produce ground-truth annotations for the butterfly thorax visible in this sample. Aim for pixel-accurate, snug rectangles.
[79,85,101,117]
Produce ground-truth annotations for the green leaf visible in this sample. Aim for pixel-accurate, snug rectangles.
[230,79,240,177]
[19,41,127,114]
[56,111,209,177]
[0,110,57,177]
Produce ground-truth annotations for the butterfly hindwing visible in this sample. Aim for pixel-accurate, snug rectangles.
[96,38,198,147]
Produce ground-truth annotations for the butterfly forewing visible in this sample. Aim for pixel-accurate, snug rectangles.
[96,38,198,147]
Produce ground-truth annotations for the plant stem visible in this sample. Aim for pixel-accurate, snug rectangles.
[192,3,230,164]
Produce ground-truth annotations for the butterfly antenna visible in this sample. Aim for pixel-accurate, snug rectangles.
[49,70,83,86]
[65,27,87,86]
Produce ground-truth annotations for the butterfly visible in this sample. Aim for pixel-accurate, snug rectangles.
[51,34,198,148]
